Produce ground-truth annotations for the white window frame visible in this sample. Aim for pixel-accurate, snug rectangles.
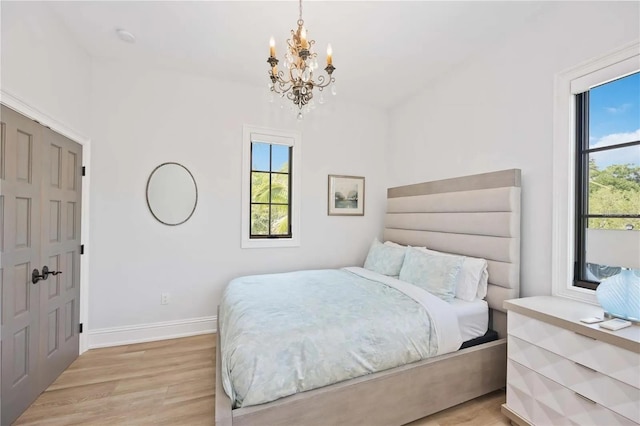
[552,42,639,303]
[241,124,301,248]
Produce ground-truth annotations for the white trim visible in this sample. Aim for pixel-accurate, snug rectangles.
[570,55,640,94]
[0,89,93,354]
[86,316,217,349]
[241,124,302,249]
[551,42,639,305]
[0,90,89,144]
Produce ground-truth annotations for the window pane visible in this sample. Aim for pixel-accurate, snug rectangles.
[271,174,289,204]
[589,72,639,149]
[271,144,290,173]
[588,145,640,221]
[251,204,269,235]
[584,263,623,282]
[270,205,289,235]
[251,172,270,203]
[252,142,270,171]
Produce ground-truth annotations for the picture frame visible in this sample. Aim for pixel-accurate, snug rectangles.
[328,175,365,216]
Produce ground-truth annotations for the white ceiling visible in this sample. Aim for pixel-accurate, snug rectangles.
[47,1,554,109]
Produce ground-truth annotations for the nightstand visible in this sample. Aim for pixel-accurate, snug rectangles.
[502,296,640,426]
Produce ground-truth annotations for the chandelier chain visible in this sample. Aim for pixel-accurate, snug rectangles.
[298,0,302,22]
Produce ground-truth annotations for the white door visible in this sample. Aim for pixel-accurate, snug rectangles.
[1,105,83,425]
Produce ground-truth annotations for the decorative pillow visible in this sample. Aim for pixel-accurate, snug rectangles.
[363,239,407,277]
[398,248,462,302]
[384,241,406,248]
[416,247,488,301]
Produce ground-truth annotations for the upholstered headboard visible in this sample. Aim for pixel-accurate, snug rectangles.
[383,169,521,337]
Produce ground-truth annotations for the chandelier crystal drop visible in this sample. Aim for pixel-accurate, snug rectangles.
[267,0,336,118]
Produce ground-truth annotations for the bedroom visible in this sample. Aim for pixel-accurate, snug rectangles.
[1,1,638,425]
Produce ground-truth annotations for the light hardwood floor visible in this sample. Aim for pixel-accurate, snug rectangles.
[15,335,509,426]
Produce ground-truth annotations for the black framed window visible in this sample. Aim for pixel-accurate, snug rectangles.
[574,72,640,290]
[250,142,292,238]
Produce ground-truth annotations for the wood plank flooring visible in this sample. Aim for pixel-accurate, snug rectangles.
[15,335,509,425]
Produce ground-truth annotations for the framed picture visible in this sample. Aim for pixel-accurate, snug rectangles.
[328,175,365,216]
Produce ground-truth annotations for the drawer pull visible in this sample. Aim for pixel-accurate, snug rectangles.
[574,331,596,340]
[574,392,597,405]
[574,361,597,373]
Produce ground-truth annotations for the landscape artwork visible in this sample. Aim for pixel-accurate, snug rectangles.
[328,175,365,216]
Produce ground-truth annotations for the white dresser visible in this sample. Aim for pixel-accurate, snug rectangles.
[502,296,640,426]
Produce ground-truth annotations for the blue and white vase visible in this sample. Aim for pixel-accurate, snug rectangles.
[596,269,640,322]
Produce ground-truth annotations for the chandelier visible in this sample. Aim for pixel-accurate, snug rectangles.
[267,0,336,119]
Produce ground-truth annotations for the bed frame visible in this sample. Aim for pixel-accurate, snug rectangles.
[216,168,521,426]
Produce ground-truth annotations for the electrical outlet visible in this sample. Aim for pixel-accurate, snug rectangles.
[161,292,170,305]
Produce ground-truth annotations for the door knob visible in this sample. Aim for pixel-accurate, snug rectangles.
[32,267,47,284]
[31,266,62,284]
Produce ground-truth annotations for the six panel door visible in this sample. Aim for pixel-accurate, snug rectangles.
[1,105,83,425]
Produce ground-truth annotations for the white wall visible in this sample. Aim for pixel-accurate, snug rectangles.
[387,1,640,298]
[1,1,91,136]
[8,0,634,338]
[88,59,388,330]
[1,0,387,339]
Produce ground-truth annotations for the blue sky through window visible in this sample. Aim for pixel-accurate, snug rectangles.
[252,142,270,171]
[271,145,289,172]
[252,142,289,172]
[589,72,639,168]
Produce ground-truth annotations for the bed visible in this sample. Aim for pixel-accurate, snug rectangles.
[216,168,521,426]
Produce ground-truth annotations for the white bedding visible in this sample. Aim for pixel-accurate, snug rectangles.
[220,267,464,407]
[450,298,489,342]
[344,267,463,355]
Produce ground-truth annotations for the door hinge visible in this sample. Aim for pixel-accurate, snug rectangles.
[82,166,86,176]
[79,323,83,333]
[80,244,85,255]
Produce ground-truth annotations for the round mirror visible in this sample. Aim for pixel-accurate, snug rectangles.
[146,162,198,226]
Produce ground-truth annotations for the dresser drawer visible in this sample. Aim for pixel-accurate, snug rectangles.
[509,335,640,423]
[507,360,637,426]
[508,311,640,388]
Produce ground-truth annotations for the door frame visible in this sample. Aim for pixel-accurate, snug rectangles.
[1,89,92,354]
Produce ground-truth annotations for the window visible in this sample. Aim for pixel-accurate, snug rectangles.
[241,125,301,248]
[552,43,639,302]
[574,73,640,290]
[250,142,292,238]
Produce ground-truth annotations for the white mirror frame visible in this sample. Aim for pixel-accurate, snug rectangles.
[146,162,198,226]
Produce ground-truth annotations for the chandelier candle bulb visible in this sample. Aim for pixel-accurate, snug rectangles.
[269,37,276,57]
[327,44,333,65]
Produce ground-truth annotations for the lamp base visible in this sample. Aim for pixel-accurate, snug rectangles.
[603,311,640,325]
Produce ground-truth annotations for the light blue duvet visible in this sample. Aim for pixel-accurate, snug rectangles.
[219,267,462,408]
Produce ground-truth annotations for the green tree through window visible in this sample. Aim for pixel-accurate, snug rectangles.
[588,161,640,230]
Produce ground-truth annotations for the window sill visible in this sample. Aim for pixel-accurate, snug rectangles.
[553,282,598,306]
[241,237,300,249]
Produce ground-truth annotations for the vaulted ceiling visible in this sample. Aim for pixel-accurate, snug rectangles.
[47,1,554,109]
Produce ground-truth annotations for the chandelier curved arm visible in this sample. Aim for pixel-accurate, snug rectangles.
[313,73,335,90]
[269,69,295,94]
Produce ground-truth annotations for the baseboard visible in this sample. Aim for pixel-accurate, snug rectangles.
[87,316,217,349]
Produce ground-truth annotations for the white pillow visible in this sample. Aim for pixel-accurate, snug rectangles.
[415,247,488,301]
[363,239,407,277]
[477,268,489,299]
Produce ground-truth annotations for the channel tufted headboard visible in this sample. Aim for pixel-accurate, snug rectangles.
[383,169,521,337]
